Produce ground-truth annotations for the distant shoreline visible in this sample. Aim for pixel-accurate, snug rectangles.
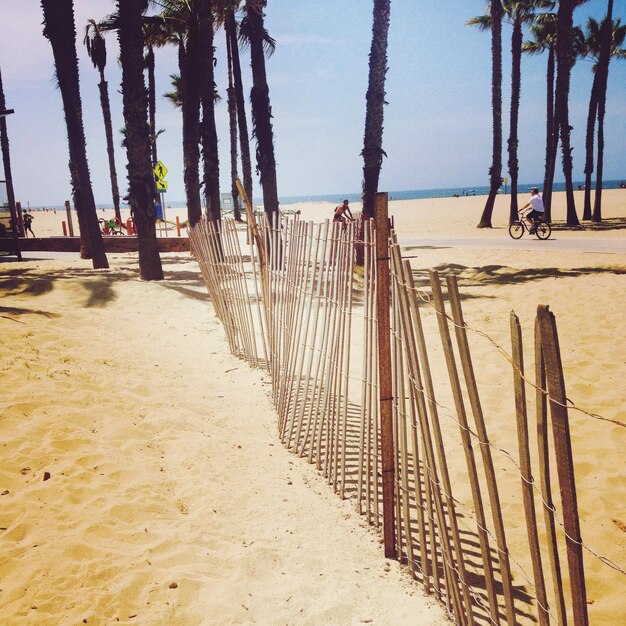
[15,179,626,211]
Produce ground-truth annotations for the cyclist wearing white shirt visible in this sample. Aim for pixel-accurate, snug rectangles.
[520,188,545,230]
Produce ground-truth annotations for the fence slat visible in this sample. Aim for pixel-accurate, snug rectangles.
[510,312,549,626]
[430,271,501,625]
[535,317,568,626]
[392,251,466,623]
[537,305,588,626]
[404,260,473,623]
[446,274,518,625]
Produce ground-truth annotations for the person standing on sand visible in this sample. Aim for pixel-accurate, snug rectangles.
[520,188,545,232]
[22,210,35,237]
[333,199,354,224]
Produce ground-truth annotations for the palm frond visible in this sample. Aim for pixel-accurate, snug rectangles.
[467,14,492,31]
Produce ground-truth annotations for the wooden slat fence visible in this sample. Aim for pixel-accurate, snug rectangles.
[189,206,622,626]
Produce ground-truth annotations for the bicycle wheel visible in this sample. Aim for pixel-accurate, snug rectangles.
[508,221,524,239]
[535,222,551,240]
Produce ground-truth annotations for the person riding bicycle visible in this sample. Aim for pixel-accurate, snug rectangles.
[333,199,354,224]
[520,188,545,233]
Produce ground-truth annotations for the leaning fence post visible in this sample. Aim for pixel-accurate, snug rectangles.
[537,305,588,626]
[375,191,396,559]
[235,177,269,321]
[510,312,549,626]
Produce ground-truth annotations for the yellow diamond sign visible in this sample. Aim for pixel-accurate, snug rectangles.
[154,161,168,181]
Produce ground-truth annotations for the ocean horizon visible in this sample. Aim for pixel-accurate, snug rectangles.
[18,179,625,211]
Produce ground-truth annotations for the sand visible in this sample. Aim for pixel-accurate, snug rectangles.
[1,188,624,624]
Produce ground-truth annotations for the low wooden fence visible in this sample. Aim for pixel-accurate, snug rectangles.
[189,195,622,626]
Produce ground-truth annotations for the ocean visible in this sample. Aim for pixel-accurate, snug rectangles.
[20,179,625,211]
[275,179,625,206]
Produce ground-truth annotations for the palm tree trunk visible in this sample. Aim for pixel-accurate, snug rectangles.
[118,0,163,280]
[0,68,22,260]
[543,46,557,221]
[246,0,279,219]
[226,10,253,212]
[179,35,202,226]
[478,1,503,228]
[41,0,109,269]
[98,74,121,221]
[582,72,600,220]
[197,0,221,223]
[555,0,579,226]
[361,0,391,219]
[226,28,242,222]
[507,19,522,225]
[146,45,158,166]
[593,0,614,223]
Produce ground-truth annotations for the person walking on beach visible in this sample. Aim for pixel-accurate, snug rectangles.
[23,210,35,237]
[333,199,354,224]
[520,188,545,232]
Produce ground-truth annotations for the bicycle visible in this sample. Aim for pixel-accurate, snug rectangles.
[508,208,551,240]
[99,217,125,235]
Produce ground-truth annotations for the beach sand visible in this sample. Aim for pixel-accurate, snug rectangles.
[1,189,624,624]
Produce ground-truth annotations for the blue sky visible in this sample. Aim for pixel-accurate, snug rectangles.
[0,0,624,207]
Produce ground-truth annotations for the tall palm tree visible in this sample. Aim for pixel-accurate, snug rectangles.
[554,0,579,226]
[503,1,554,224]
[592,5,624,222]
[196,0,221,223]
[84,19,122,221]
[153,0,203,227]
[117,0,163,280]
[523,11,558,220]
[361,0,391,220]
[225,14,243,221]
[41,0,108,269]
[99,9,166,178]
[469,2,503,229]
[240,0,278,219]
[214,0,246,222]
[145,44,159,166]
[225,5,254,214]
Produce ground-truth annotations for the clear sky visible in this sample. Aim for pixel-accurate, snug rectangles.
[0,0,624,207]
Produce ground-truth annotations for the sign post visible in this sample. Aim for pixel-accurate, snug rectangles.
[153,161,168,236]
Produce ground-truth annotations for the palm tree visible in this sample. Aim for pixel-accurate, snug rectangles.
[469,2,503,229]
[225,5,254,216]
[592,5,624,222]
[240,0,278,219]
[41,0,109,269]
[117,0,163,280]
[502,1,554,224]
[215,1,247,223]
[225,14,243,221]
[361,0,391,220]
[554,0,579,226]
[523,11,558,220]
[196,0,221,223]
[98,9,167,181]
[153,0,203,227]
[84,19,122,222]
[145,44,159,166]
